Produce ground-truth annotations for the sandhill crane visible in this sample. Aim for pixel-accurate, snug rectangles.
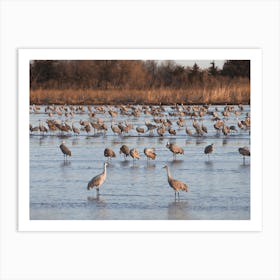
[204,143,214,159]
[111,124,121,135]
[136,126,145,135]
[104,148,116,161]
[238,104,244,111]
[230,125,238,133]
[145,120,157,135]
[166,142,184,160]
[157,126,165,137]
[130,148,140,163]
[144,148,156,162]
[239,147,250,164]
[214,120,224,133]
[176,119,185,127]
[39,120,48,135]
[192,120,204,136]
[185,127,193,136]
[85,124,91,134]
[163,165,189,200]
[237,118,243,129]
[168,128,176,136]
[119,144,130,159]
[222,125,230,136]
[72,122,80,135]
[87,162,108,196]
[59,141,71,160]
[108,110,118,119]
[201,122,208,134]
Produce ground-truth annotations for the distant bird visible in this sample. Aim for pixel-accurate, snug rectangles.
[59,141,71,160]
[111,124,121,135]
[72,122,80,135]
[201,123,208,134]
[185,127,193,136]
[145,120,157,134]
[229,125,238,133]
[222,125,230,136]
[130,148,140,162]
[136,126,145,135]
[237,118,243,129]
[87,162,108,196]
[239,147,250,164]
[166,142,184,160]
[144,148,156,162]
[157,126,165,137]
[163,165,189,200]
[104,148,116,161]
[214,120,224,132]
[204,143,214,159]
[119,144,130,159]
[168,128,176,136]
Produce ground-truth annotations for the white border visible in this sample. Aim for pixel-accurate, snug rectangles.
[18,48,262,231]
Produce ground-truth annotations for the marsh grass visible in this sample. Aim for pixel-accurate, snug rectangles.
[30,83,250,105]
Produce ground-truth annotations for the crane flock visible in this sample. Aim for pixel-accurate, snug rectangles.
[32,103,250,200]
[30,103,251,138]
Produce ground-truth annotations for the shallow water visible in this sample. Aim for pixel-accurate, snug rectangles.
[30,105,250,220]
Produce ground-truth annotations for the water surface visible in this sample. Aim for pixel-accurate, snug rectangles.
[30,105,250,220]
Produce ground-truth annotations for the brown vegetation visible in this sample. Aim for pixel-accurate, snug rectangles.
[30,60,250,105]
[30,82,250,105]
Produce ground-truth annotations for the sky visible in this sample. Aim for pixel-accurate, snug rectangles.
[176,60,225,69]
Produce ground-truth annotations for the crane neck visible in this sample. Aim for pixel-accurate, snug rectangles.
[103,164,107,175]
[165,166,172,179]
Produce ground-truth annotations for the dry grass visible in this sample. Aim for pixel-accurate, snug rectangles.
[30,83,250,105]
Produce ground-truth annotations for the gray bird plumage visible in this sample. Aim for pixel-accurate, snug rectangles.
[239,147,250,164]
[204,143,214,159]
[119,145,130,159]
[60,141,71,160]
[87,162,108,195]
[130,148,140,161]
[144,148,156,161]
[166,142,184,160]
[104,148,116,161]
[163,165,189,200]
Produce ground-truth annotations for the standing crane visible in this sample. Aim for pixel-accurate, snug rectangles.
[104,148,116,161]
[163,165,189,200]
[130,148,140,163]
[87,162,108,196]
[144,148,156,162]
[59,141,71,160]
[238,147,250,164]
[204,143,214,159]
[166,142,184,160]
[119,144,130,159]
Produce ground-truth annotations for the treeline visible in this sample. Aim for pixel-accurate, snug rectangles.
[30,60,250,90]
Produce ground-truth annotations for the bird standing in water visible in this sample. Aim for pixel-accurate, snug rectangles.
[104,148,116,162]
[87,162,108,196]
[166,142,184,160]
[238,147,250,165]
[204,143,214,160]
[59,141,71,160]
[163,165,189,200]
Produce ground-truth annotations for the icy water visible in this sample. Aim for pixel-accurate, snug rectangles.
[30,105,250,220]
